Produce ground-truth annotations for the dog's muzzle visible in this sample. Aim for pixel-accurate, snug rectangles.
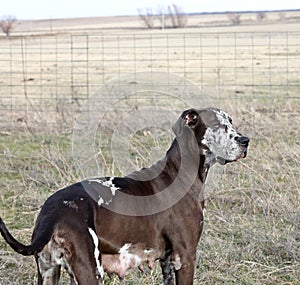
[236,136,250,146]
[236,136,250,158]
[217,135,250,165]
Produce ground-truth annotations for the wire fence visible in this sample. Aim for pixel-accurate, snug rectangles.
[0,31,299,132]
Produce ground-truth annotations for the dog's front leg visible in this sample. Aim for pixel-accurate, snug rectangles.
[174,257,195,285]
[160,254,175,285]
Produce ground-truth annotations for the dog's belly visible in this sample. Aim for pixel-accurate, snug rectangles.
[101,243,163,278]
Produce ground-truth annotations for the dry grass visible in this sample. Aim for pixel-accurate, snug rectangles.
[0,105,299,284]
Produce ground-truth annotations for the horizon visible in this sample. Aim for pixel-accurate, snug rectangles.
[18,8,300,22]
[1,0,300,21]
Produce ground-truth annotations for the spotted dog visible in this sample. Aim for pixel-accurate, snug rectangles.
[0,108,249,285]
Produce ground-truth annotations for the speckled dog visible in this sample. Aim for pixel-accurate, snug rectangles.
[0,108,249,285]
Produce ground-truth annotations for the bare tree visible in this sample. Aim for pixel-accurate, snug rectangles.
[139,4,187,29]
[257,12,267,21]
[227,13,241,25]
[165,4,187,28]
[0,15,16,36]
[137,8,155,29]
[0,15,17,36]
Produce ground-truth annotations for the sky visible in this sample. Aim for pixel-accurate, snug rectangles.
[1,0,299,20]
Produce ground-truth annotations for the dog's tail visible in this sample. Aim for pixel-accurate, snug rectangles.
[0,217,49,256]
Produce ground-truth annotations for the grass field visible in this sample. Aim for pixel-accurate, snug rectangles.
[0,11,300,284]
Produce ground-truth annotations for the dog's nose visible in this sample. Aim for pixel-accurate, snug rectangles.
[235,136,249,146]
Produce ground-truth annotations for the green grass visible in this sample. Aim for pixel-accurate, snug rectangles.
[0,104,300,284]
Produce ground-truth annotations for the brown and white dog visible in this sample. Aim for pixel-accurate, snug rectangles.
[0,108,249,285]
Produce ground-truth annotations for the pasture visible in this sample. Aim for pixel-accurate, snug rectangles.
[0,11,300,284]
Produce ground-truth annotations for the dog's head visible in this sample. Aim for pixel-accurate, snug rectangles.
[173,108,249,166]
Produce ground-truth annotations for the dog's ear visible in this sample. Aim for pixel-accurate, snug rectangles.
[172,109,203,137]
[183,109,199,128]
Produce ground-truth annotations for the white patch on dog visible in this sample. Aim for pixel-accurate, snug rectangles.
[98,197,104,206]
[144,249,154,254]
[88,228,104,281]
[88,177,120,206]
[88,177,120,195]
[119,243,142,269]
[173,254,182,270]
[119,243,131,254]
[62,200,78,211]
[214,109,232,126]
[202,208,206,218]
[202,109,242,163]
[105,177,120,195]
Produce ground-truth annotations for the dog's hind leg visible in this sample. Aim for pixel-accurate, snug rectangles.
[65,227,104,285]
[160,253,175,285]
[35,254,61,285]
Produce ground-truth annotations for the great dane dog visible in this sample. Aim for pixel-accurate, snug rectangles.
[0,108,249,285]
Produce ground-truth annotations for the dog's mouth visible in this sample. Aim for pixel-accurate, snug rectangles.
[216,157,230,165]
[217,146,248,165]
[242,147,248,158]
[233,136,250,162]
[239,145,248,159]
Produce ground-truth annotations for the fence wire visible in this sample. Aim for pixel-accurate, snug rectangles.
[0,31,299,131]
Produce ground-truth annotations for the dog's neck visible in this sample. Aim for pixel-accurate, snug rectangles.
[127,138,210,192]
[166,138,210,183]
